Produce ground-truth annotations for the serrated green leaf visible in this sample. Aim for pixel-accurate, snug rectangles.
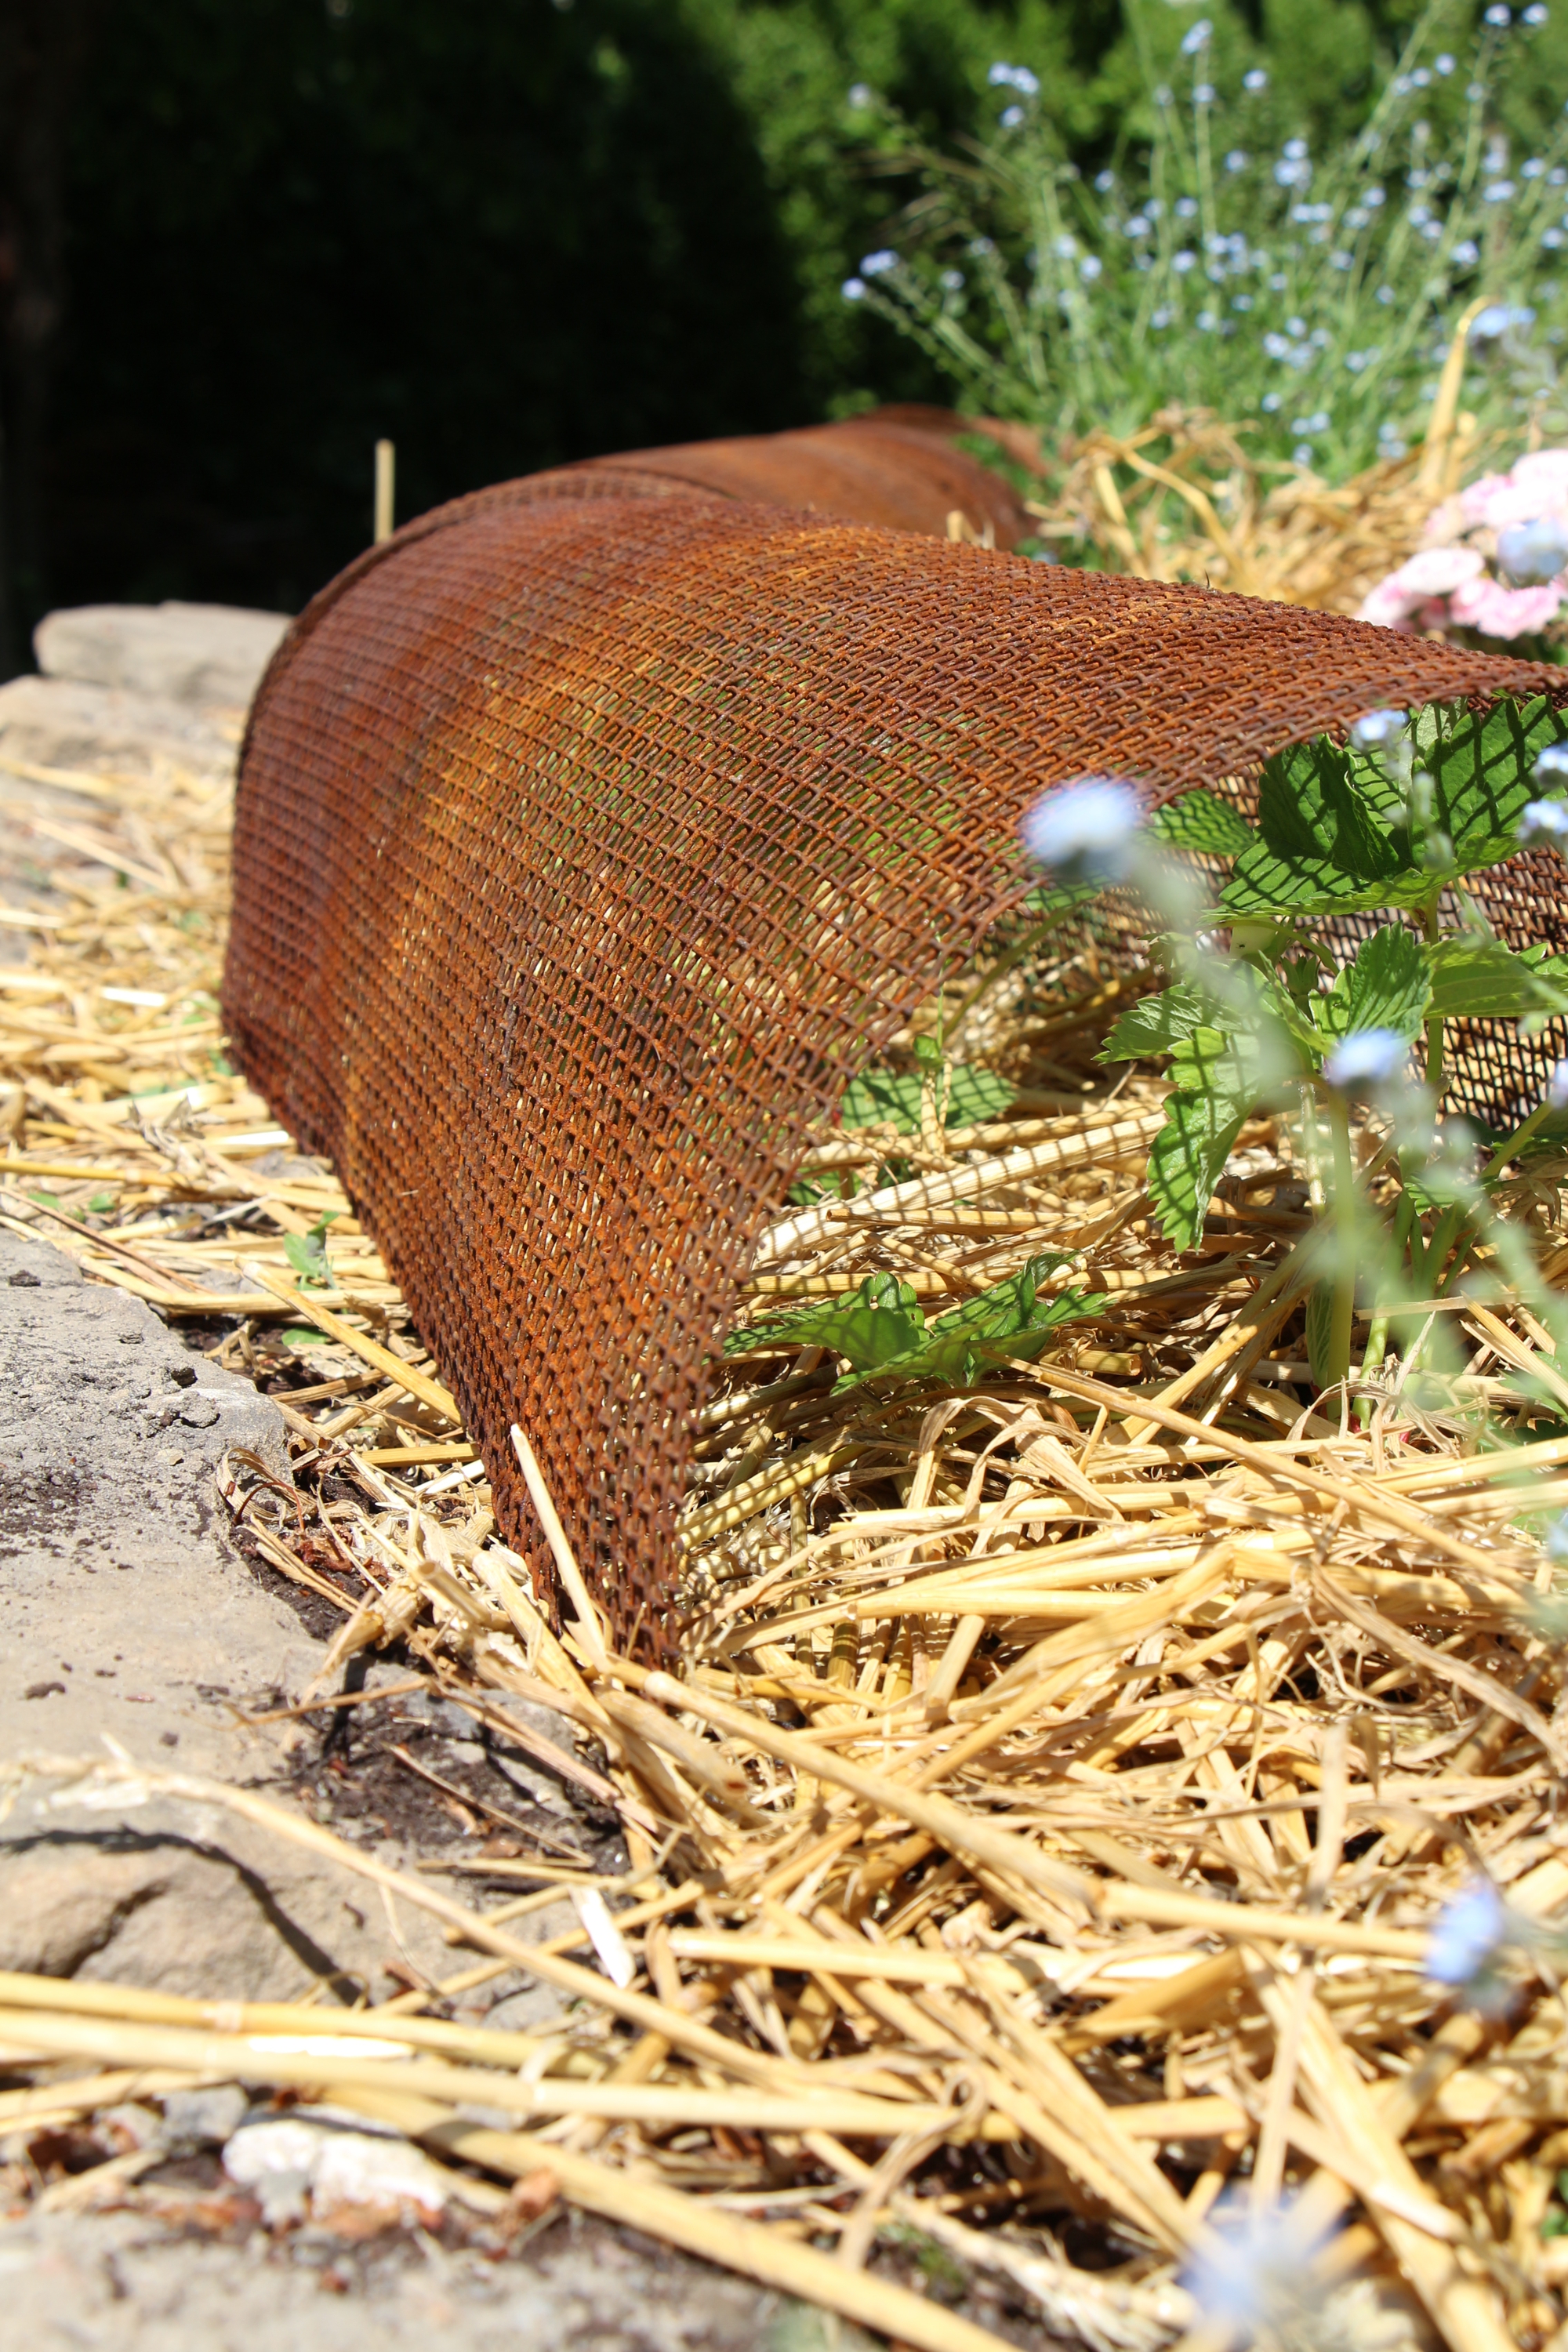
[838,1063,1015,1134]
[1149,789,1256,858]
[1425,935,1568,1022]
[1260,738,1408,877]
[1102,964,1310,1068]
[1145,1025,1254,1250]
[724,1272,924,1367]
[943,1066,1018,1126]
[1416,695,1568,866]
[834,1251,1105,1392]
[1219,732,1425,919]
[1309,923,1431,1047]
[1149,1093,1250,1254]
[1099,982,1212,1064]
[1219,849,1436,920]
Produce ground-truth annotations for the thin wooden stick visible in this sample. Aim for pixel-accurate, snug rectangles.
[510,1425,608,1664]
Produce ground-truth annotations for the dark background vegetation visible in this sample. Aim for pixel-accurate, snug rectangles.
[0,0,1556,668]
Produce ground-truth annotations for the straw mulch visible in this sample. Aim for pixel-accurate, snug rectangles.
[1020,321,1495,615]
[2,735,1566,2351]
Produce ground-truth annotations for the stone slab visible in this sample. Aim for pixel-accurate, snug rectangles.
[0,673,238,781]
[0,2206,781,2351]
[0,1230,447,1999]
[34,601,291,717]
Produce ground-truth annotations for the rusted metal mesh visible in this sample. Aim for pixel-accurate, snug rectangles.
[568,411,1035,546]
[223,444,1568,1653]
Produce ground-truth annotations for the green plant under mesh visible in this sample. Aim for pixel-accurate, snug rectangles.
[844,0,1568,478]
[1025,698,1568,1404]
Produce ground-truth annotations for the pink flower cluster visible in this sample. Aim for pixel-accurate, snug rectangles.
[1359,448,1568,642]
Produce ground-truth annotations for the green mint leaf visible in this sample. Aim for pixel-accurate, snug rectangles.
[1149,789,1257,858]
[1416,695,1568,866]
[1425,935,1568,1022]
[1309,923,1432,1047]
[724,1272,925,1368]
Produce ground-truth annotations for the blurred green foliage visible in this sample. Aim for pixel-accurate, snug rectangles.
[38,0,1566,618]
[849,1,1568,478]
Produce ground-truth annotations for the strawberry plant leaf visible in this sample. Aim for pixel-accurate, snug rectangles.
[724,1272,925,1367]
[1221,850,1436,920]
[1425,935,1568,1022]
[1099,982,1214,1063]
[1220,735,1426,918]
[1308,923,1432,1047]
[1416,695,1568,867]
[839,1063,1015,1134]
[834,1251,1105,1392]
[1105,967,1314,1070]
[1021,877,1102,918]
[1150,789,1257,859]
[1146,1025,1256,1250]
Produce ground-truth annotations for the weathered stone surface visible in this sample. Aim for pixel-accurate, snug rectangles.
[0,1229,297,1771]
[0,2206,779,2350]
[0,1235,594,2009]
[34,601,290,717]
[0,673,238,781]
[0,1232,444,1998]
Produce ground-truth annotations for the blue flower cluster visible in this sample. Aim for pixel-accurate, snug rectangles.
[841,2,1568,479]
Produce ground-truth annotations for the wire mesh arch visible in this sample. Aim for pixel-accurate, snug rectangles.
[225,441,1568,1650]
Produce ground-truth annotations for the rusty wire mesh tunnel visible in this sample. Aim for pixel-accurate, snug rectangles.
[223,416,1568,1653]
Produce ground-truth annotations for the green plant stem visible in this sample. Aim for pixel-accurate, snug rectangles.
[1435,1219,1479,1298]
[1482,1098,1555,1183]
[1325,1092,1358,1389]
[1424,1201,1468,1296]
[1357,1185,1416,1400]
[1423,1014,1444,1092]
[1398,1203,1475,1381]
[1421,892,1445,1094]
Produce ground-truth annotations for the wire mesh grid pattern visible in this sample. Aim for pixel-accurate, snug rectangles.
[223,447,1568,1652]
